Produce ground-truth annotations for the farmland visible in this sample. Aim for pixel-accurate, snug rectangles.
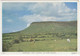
[2,21,77,52]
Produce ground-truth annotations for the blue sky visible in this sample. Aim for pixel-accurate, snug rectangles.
[2,2,77,33]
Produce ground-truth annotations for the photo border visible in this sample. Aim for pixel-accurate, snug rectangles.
[0,0,79,55]
[1,0,79,2]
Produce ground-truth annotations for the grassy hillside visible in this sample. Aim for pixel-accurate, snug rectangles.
[2,21,77,52]
[3,21,77,35]
[20,21,77,34]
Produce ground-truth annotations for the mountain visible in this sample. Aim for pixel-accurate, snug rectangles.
[3,21,77,37]
[19,21,77,34]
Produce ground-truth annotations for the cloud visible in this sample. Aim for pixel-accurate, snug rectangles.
[3,2,77,27]
[19,2,77,27]
[20,14,56,23]
[27,3,77,17]
[6,19,13,23]
[3,3,36,11]
[20,14,76,23]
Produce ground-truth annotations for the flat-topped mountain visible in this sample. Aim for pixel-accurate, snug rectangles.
[3,21,77,35]
[19,21,77,34]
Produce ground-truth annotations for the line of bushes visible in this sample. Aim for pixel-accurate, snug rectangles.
[2,35,25,51]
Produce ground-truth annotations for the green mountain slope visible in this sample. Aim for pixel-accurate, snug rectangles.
[19,21,77,34]
[3,21,77,35]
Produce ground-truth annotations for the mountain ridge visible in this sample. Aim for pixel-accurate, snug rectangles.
[3,21,77,35]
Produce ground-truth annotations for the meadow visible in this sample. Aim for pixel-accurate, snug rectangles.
[2,21,77,52]
[8,39,77,52]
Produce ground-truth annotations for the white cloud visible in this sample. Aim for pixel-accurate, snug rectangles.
[20,14,58,22]
[3,3,36,11]
[3,2,77,27]
[19,2,77,27]
[6,19,13,23]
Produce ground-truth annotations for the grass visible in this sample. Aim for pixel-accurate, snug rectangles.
[8,39,77,52]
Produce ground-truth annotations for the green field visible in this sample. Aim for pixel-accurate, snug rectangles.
[2,21,77,52]
[8,39,77,52]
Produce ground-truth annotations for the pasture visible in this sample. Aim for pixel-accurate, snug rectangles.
[8,39,77,52]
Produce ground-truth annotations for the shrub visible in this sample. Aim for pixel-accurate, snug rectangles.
[2,41,12,51]
[35,39,39,41]
[17,49,23,52]
[13,38,20,43]
[30,38,34,42]
[19,36,24,42]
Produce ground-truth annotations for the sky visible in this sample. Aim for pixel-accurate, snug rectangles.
[2,2,77,33]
